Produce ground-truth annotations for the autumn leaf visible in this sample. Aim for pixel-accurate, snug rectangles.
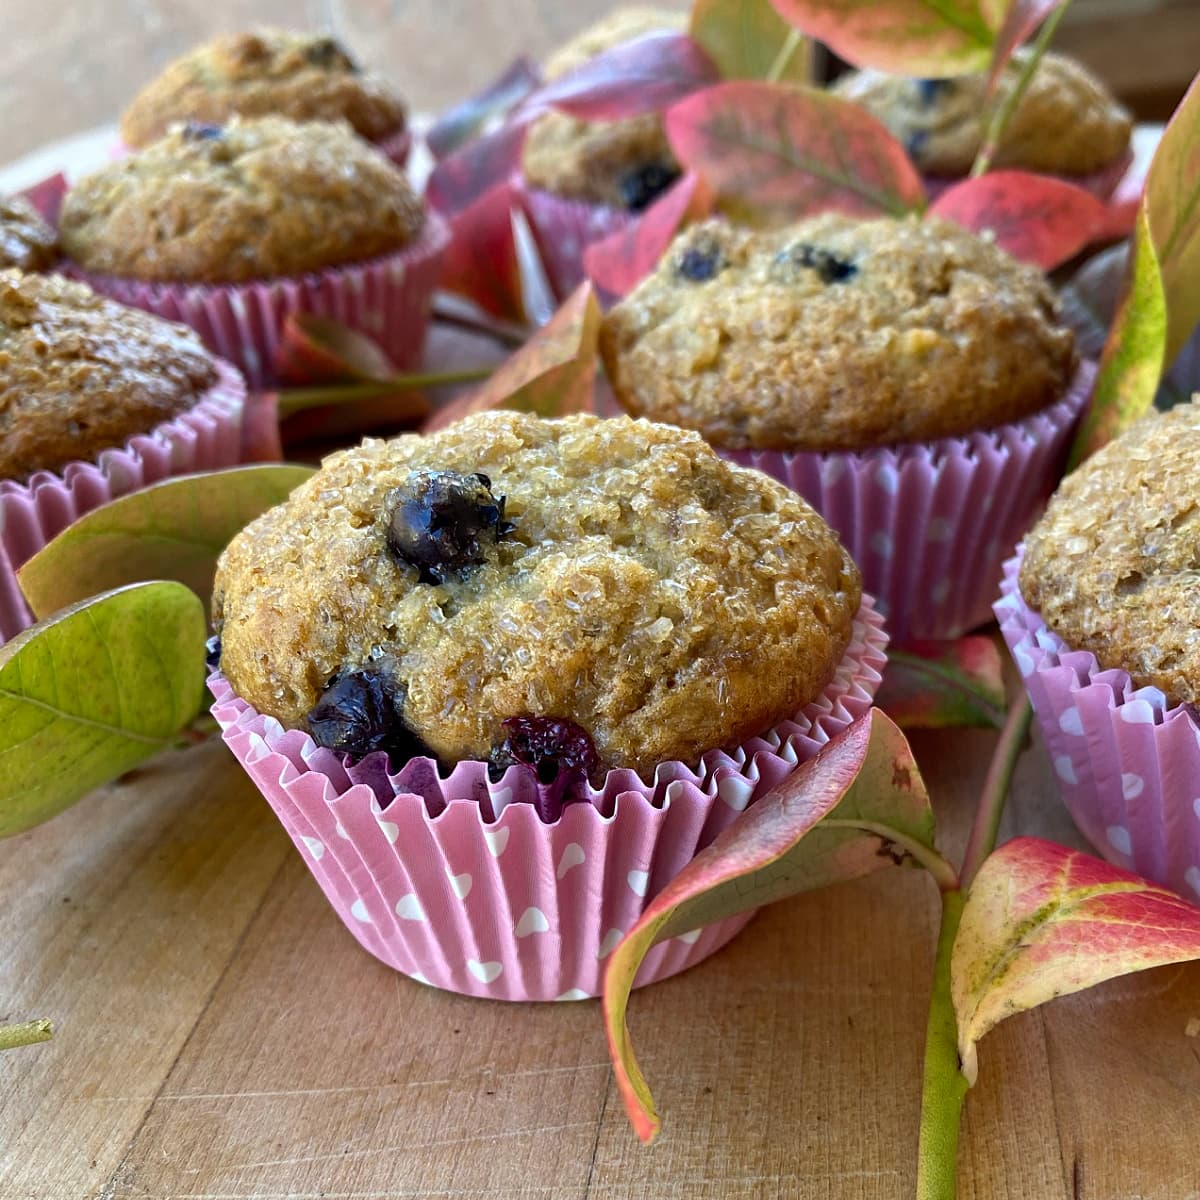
[18,171,68,225]
[437,179,528,324]
[425,283,601,431]
[952,837,1200,1085]
[583,171,714,298]
[274,313,398,385]
[603,710,949,1143]
[425,57,541,160]
[690,0,813,84]
[767,0,1005,76]
[876,638,1006,730]
[984,1,1068,96]
[929,171,1107,270]
[425,122,529,218]
[665,81,926,225]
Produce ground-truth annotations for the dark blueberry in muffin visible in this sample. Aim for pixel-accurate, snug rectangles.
[181,120,224,142]
[488,715,600,785]
[787,242,857,284]
[307,667,426,759]
[676,238,723,283]
[386,470,514,585]
[905,129,930,160]
[305,36,359,72]
[916,78,954,104]
[205,635,222,669]
[617,161,682,213]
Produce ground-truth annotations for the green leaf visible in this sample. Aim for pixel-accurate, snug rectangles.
[876,637,1006,729]
[602,710,950,1143]
[17,465,315,623]
[690,0,813,84]
[0,582,207,838]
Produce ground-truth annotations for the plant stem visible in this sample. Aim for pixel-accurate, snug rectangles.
[277,368,492,417]
[0,1019,53,1051]
[970,5,1068,177]
[915,889,969,1200]
[432,297,530,348]
[766,29,805,84]
[960,694,1033,889]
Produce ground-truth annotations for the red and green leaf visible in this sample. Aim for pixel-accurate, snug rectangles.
[583,171,715,298]
[274,313,398,385]
[929,171,1107,270]
[952,837,1200,1084]
[602,710,947,1143]
[425,282,601,431]
[690,0,813,84]
[876,638,1006,730]
[437,179,528,324]
[425,57,541,160]
[666,81,926,225]
[767,0,1004,76]
[984,1,1068,96]
[425,122,529,218]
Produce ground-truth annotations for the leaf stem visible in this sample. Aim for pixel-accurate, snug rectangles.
[765,29,804,84]
[960,694,1033,889]
[915,889,970,1200]
[277,368,492,416]
[0,1019,53,1051]
[970,5,1068,177]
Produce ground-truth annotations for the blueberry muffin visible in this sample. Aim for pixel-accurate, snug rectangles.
[833,51,1132,178]
[59,117,425,284]
[522,7,685,211]
[0,269,220,481]
[0,196,58,272]
[212,410,862,777]
[600,214,1078,450]
[119,29,406,151]
[1019,396,1200,705]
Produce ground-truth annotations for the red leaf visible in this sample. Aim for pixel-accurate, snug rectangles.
[425,57,542,160]
[18,172,68,227]
[527,32,718,122]
[666,81,925,225]
[985,1,1067,96]
[239,392,284,464]
[929,171,1107,270]
[953,837,1200,1085]
[876,637,1006,730]
[601,710,942,1143]
[768,0,1003,76]
[583,171,715,298]
[425,283,601,431]
[425,122,529,218]
[273,314,397,386]
[437,179,527,324]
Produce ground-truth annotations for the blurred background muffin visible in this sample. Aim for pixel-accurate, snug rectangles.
[0,195,58,272]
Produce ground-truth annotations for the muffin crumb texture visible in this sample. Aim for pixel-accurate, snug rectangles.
[0,195,59,272]
[213,411,862,775]
[119,28,406,149]
[1020,397,1200,706]
[601,214,1077,450]
[60,116,425,283]
[0,270,218,480]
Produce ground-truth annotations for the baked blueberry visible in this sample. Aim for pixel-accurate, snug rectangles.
[916,78,954,104]
[488,715,600,784]
[385,470,514,585]
[305,37,358,72]
[306,667,426,759]
[677,238,723,283]
[617,161,682,212]
[181,120,224,142]
[786,242,857,284]
[205,635,222,669]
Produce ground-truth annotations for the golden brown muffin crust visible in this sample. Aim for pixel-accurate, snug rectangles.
[1020,397,1200,706]
[833,51,1132,177]
[213,411,862,776]
[0,195,59,273]
[59,117,426,284]
[0,270,219,481]
[119,28,406,149]
[600,214,1078,450]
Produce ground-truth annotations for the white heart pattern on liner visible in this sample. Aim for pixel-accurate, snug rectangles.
[483,826,510,857]
[1058,707,1084,737]
[350,898,372,924]
[597,928,623,960]
[556,843,586,879]
[555,988,592,1001]
[627,870,650,897]
[377,819,399,844]
[1106,825,1133,856]
[395,893,427,922]
[301,836,325,861]
[1054,756,1077,785]
[468,959,503,984]
[515,907,550,937]
[875,463,900,495]
[718,775,754,812]
[1121,773,1145,801]
[447,870,473,900]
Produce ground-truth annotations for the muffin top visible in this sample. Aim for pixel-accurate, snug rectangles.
[0,270,219,481]
[213,410,862,777]
[521,6,683,209]
[833,51,1132,177]
[600,214,1077,451]
[59,117,425,284]
[0,195,58,272]
[119,28,406,150]
[1020,397,1200,707]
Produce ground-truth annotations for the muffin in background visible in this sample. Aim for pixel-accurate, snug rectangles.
[57,117,448,385]
[0,196,58,273]
[119,29,409,164]
[834,51,1133,195]
[0,269,246,641]
[998,397,1200,898]
[210,409,886,1001]
[600,213,1090,641]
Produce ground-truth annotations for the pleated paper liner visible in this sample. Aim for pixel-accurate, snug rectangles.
[996,553,1200,900]
[210,597,887,1002]
[725,359,1094,645]
[62,211,450,390]
[0,359,246,643]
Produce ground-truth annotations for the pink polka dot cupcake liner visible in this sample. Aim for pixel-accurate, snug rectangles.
[0,359,246,644]
[725,360,1094,645]
[62,211,450,390]
[996,553,1200,901]
[209,597,887,1002]
[515,176,635,303]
